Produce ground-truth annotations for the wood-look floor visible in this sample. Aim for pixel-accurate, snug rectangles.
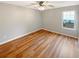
[0,29,79,58]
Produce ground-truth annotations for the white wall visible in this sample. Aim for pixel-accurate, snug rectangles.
[78,10,79,40]
[42,5,79,37]
[0,3,42,44]
[0,3,79,44]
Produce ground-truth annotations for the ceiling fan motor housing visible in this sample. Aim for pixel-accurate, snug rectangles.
[39,1,44,6]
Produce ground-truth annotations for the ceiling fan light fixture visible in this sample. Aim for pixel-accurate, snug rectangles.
[38,6,45,10]
[29,1,54,11]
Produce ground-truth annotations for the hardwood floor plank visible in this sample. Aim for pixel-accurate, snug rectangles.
[0,29,78,58]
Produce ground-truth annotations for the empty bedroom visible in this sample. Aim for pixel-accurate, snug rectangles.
[0,0,79,58]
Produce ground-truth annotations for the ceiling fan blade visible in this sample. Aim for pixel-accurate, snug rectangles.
[48,5,54,7]
[26,1,37,5]
[42,1,48,5]
[31,3,38,5]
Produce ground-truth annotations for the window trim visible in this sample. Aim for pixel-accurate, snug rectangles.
[62,11,76,30]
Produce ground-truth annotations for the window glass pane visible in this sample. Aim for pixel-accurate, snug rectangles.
[63,11,75,29]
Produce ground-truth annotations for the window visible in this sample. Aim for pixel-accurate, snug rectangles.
[62,11,76,30]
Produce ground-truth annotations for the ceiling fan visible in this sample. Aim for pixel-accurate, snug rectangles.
[28,1,54,10]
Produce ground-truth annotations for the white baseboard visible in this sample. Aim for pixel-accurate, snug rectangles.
[0,28,78,45]
[0,28,41,45]
[42,28,78,39]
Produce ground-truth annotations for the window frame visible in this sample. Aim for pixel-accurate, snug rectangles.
[62,11,76,30]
